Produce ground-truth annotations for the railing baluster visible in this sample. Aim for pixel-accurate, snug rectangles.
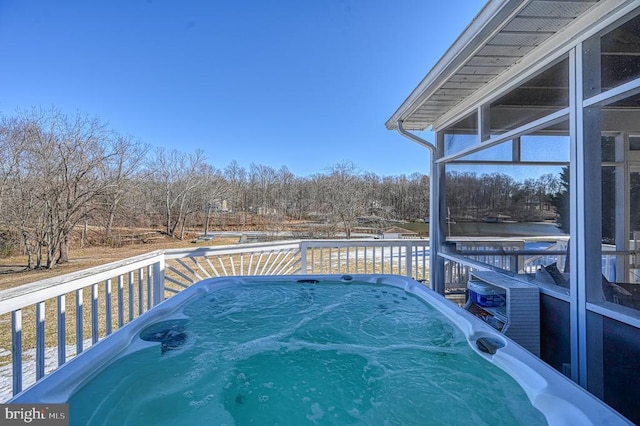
[329,248,333,273]
[147,265,152,310]
[370,246,374,274]
[323,247,327,273]
[175,259,200,283]
[363,246,368,274]
[36,301,45,380]
[265,250,283,275]
[105,279,112,336]
[167,265,195,286]
[191,258,211,280]
[230,255,237,276]
[217,256,228,276]
[247,253,254,275]
[138,268,144,315]
[273,250,294,275]
[406,243,413,279]
[128,271,134,322]
[412,245,417,279]
[118,275,124,328]
[12,309,22,395]
[91,284,99,344]
[278,251,300,275]
[424,244,428,282]
[254,252,264,275]
[204,257,220,277]
[76,288,83,355]
[260,251,274,275]
[392,246,396,274]
[57,294,66,367]
[354,246,358,273]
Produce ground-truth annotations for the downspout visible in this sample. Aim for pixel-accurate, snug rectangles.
[396,121,445,294]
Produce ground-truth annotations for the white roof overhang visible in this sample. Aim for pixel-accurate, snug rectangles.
[385,0,636,132]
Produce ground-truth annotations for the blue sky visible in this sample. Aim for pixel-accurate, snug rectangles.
[0,1,485,177]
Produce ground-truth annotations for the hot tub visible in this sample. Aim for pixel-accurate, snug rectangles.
[10,274,631,425]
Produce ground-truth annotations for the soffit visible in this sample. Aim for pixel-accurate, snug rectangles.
[386,0,600,131]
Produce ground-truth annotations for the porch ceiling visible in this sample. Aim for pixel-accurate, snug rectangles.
[386,0,600,131]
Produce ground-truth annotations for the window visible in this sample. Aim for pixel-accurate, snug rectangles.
[443,111,478,156]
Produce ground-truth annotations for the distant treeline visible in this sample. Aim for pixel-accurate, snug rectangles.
[0,108,563,269]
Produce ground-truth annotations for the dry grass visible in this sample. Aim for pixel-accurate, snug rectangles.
[0,234,240,291]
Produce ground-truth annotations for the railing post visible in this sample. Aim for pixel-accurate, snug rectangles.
[153,255,165,306]
[300,241,308,274]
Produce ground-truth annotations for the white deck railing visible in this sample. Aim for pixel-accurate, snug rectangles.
[0,251,166,399]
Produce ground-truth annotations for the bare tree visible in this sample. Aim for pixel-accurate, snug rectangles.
[0,117,45,267]
[99,134,151,244]
[192,163,228,237]
[152,148,208,239]
[5,108,118,267]
[324,162,367,239]
[223,160,245,211]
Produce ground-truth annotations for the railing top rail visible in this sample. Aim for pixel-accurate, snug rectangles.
[438,251,502,273]
[456,250,567,256]
[301,239,430,248]
[0,250,165,316]
[163,238,433,260]
[448,236,569,243]
[163,240,303,259]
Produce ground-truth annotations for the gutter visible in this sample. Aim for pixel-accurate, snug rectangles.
[395,121,444,294]
[396,120,435,152]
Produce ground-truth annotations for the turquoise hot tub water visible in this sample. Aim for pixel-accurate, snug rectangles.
[11,275,631,425]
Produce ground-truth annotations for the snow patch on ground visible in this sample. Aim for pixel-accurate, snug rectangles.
[0,341,90,402]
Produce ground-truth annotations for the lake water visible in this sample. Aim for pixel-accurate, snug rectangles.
[449,222,566,238]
